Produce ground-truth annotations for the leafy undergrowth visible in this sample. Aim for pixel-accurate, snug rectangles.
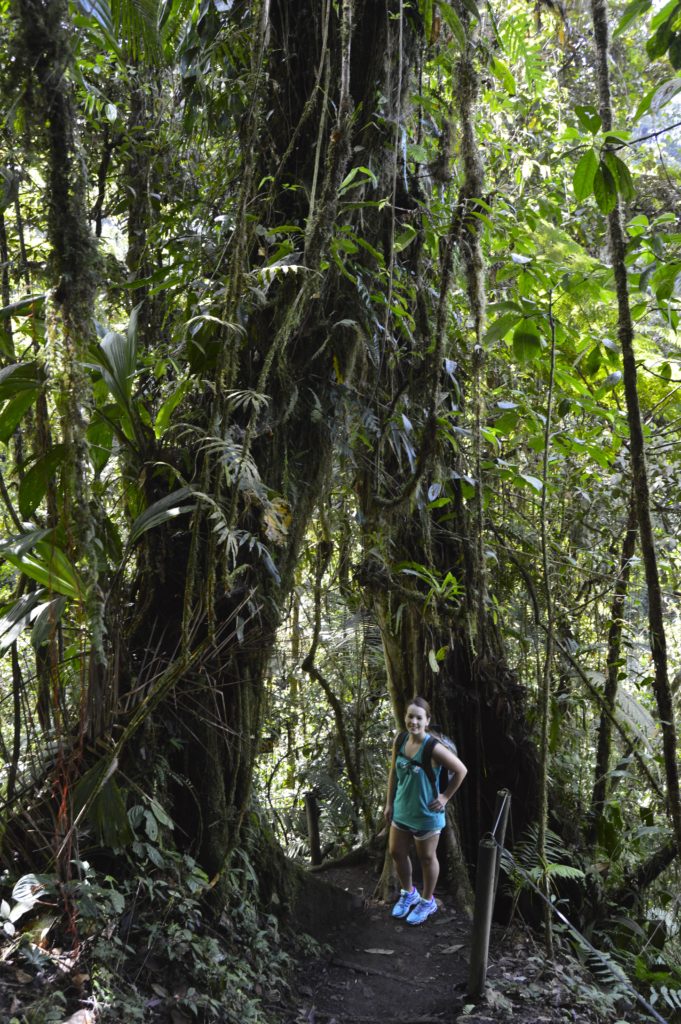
[1,852,680,1024]
[0,848,299,1024]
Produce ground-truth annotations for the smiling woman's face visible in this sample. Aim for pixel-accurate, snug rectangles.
[405,703,429,735]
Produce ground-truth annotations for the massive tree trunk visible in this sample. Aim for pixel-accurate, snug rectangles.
[117,0,427,884]
[0,0,416,891]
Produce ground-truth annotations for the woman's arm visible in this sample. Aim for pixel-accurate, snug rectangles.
[428,745,468,811]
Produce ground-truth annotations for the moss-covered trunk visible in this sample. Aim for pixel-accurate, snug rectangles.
[118,0,425,887]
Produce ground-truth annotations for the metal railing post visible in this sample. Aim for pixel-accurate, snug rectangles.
[492,789,511,900]
[467,789,512,999]
[467,832,497,998]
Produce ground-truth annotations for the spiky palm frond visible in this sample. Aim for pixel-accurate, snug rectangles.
[78,0,163,62]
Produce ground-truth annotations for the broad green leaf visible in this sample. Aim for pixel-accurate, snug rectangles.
[574,105,602,135]
[670,34,681,68]
[626,213,649,236]
[393,225,417,253]
[438,2,466,48]
[484,312,521,343]
[647,21,673,59]
[94,305,140,411]
[650,0,680,30]
[1,536,82,599]
[87,415,115,474]
[614,0,651,36]
[584,346,603,376]
[129,486,196,543]
[147,796,174,828]
[635,74,681,120]
[0,294,46,320]
[595,370,623,397]
[154,379,191,438]
[490,56,516,95]
[146,843,165,867]
[512,320,542,364]
[593,162,618,213]
[0,390,38,443]
[144,810,158,841]
[581,442,614,468]
[339,165,377,194]
[31,595,67,649]
[573,149,598,201]
[0,592,41,654]
[18,445,68,519]
[0,528,52,555]
[495,410,519,433]
[603,152,635,201]
[0,362,44,401]
[518,473,543,492]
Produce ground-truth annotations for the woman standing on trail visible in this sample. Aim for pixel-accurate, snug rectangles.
[384,696,467,925]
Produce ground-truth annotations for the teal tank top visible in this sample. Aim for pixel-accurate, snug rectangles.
[393,735,445,832]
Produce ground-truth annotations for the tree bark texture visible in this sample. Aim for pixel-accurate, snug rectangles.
[118,0,427,881]
[16,0,105,671]
[589,487,637,841]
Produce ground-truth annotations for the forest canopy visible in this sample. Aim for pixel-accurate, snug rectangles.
[0,0,680,1020]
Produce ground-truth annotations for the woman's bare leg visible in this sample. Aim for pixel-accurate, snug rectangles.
[389,825,414,891]
[414,834,440,901]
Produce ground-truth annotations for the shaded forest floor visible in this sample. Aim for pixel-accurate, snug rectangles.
[0,856,659,1024]
[287,861,650,1024]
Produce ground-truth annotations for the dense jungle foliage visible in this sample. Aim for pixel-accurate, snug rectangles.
[0,0,680,1020]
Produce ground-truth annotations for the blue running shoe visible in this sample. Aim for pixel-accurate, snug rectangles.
[406,896,437,925]
[391,887,420,918]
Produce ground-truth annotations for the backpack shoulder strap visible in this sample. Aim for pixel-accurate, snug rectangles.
[393,731,407,759]
[422,735,440,797]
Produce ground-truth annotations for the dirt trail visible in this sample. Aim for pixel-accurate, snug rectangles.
[292,862,470,1024]
[288,862,629,1024]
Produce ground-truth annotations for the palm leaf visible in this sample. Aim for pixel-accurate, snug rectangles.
[129,486,196,543]
[79,0,163,61]
[0,534,83,600]
[0,591,42,654]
